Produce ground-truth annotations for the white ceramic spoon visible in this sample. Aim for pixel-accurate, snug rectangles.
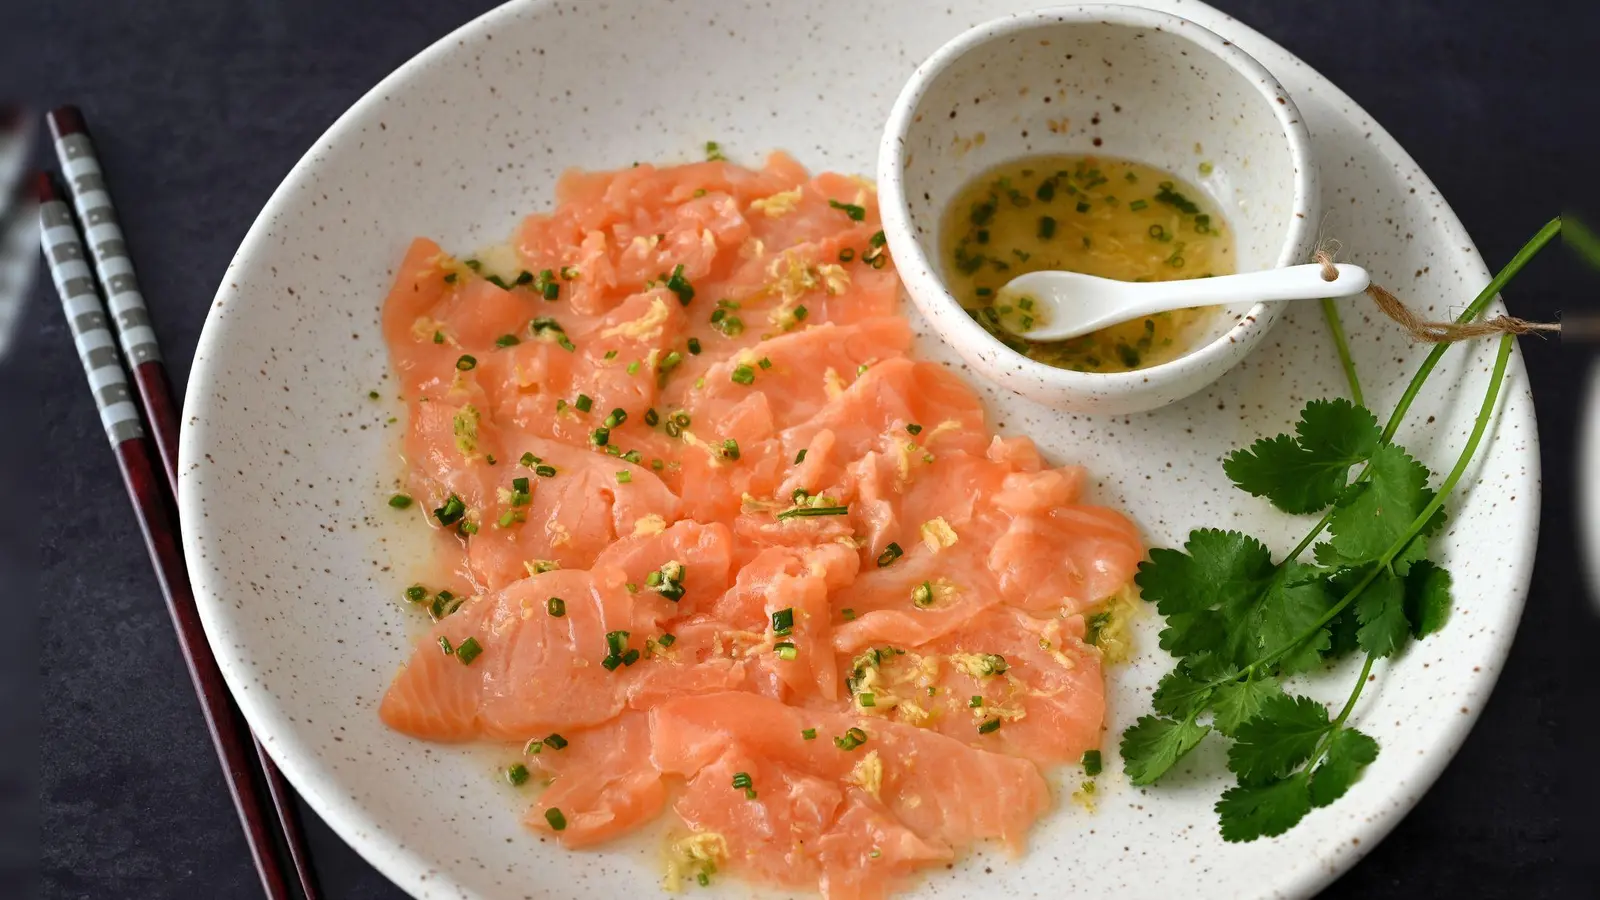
[999,263,1370,342]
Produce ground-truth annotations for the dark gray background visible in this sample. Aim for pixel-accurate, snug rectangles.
[18,1,1600,897]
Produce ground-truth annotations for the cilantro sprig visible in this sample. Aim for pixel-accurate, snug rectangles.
[1121,218,1560,842]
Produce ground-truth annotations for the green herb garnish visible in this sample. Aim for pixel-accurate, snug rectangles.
[829,199,866,221]
[1120,218,1561,843]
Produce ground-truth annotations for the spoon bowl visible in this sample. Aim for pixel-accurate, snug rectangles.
[1003,263,1370,342]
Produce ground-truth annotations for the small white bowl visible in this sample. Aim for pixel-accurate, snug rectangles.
[878,4,1319,414]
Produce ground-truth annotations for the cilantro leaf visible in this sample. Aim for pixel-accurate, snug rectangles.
[1138,530,1276,616]
[1152,667,1216,719]
[1404,560,1452,637]
[1226,693,1330,785]
[1139,530,1276,661]
[1120,715,1211,785]
[1308,727,1379,808]
[1216,772,1313,842]
[1250,562,1334,674]
[1211,676,1284,736]
[1325,444,1435,565]
[1223,399,1380,513]
[1356,569,1411,658]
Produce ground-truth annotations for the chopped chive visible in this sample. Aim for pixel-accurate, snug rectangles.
[1037,216,1056,239]
[438,636,454,655]
[627,361,640,375]
[721,439,740,460]
[858,692,877,708]
[557,335,576,352]
[660,351,683,372]
[841,608,856,621]
[455,637,483,665]
[388,493,414,509]
[665,264,695,305]
[520,452,538,467]
[911,581,934,608]
[657,633,677,648]
[775,505,849,520]
[605,630,630,657]
[486,274,510,289]
[1076,201,1091,214]
[544,808,567,831]
[771,608,795,635]
[687,337,702,355]
[775,641,797,660]
[730,365,755,385]
[545,596,566,617]
[905,423,923,435]
[443,272,458,284]
[794,305,808,321]
[464,259,481,271]
[496,509,516,528]
[621,648,640,666]
[705,141,725,161]
[514,270,534,286]
[876,542,903,568]
[605,408,627,427]
[1082,749,1103,776]
[575,394,593,413]
[1129,199,1148,211]
[834,726,868,751]
[643,408,660,427]
[970,695,984,708]
[978,718,1001,734]
[828,199,866,221]
[622,450,642,464]
[732,771,753,789]
[432,330,445,344]
[839,248,856,262]
[590,427,609,446]
[757,357,772,370]
[544,733,568,750]
[505,763,530,786]
[455,355,477,371]
[535,464,557,477]
[616,470,632,484]
[795,449,807,464]
[404,584,427,603]
[433,493,466,526]
[802,728,817,740]
[601,655,622,671]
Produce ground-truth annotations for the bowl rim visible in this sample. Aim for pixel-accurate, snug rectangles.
[877,2,1320,394]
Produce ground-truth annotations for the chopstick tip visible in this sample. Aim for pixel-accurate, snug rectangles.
[34,170,62,203]
[47,105,88,139]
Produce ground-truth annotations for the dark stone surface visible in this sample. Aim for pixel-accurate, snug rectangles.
[19,1,1598,897]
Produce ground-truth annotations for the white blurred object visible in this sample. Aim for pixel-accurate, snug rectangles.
[0,108,35,360]
[1583,358,1600,610]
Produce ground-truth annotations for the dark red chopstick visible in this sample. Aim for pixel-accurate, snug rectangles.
[39,146,320,897]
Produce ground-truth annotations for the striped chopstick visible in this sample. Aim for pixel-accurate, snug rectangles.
[47,107,322,900]
[47,107,182,494]
[39,151,318,897]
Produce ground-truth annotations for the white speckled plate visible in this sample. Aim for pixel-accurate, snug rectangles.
[177,1,1540,898]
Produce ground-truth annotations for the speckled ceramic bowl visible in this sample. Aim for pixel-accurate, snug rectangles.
[179,1,1538,898]
[879,5,1318,415]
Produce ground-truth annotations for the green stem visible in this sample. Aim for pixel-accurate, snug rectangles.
[1283,218,1559,563]
[1306,652,1378,771]
[1242,332,1516,681]
[1320,298,1364,406]
[1380,217,1560,442]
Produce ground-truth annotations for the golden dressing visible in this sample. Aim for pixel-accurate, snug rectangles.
[939,154,1234,373]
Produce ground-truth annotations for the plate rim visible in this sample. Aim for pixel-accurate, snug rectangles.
[177,1,1542,897]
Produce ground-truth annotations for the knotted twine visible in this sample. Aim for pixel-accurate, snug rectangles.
[1312,246,1560,343]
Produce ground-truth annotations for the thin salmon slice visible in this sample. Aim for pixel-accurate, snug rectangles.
[378,155,1143,898]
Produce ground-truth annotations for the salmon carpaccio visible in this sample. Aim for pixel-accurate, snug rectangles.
[378,153,1143,899]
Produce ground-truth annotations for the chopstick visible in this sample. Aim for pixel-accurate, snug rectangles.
[46,107,322,900]
[40,116,321,900]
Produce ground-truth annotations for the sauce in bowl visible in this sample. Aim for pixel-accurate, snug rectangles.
[939,154,1234,372]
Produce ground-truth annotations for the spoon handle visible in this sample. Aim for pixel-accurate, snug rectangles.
[1118,264,1370,317]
